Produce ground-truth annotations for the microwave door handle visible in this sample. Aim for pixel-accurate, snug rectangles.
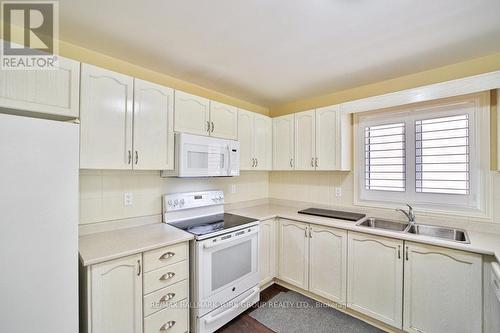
[226,144,231,176]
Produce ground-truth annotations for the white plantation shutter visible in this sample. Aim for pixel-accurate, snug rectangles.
[365,122,405,191]
[415,114,470,195]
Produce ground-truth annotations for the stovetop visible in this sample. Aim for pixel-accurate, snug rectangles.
[168,213,258,239]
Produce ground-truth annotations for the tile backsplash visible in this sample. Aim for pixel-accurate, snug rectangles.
[79,170,269,224]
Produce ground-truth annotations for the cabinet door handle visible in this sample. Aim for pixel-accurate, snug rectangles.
[304,227,308,238]
[397,245,401,259]
[160,321,176,331]
[405,246,409,261]
[206,121,210,133]
[159,293,176,303]
[309,228,312,238]
[211,121,215,133]
[251,158,255,167]
[128,150,132,164]
[255,158,258,167]
[290,158,293,168]
[159,252,175,260]
[311,157,314,167]
[160,272,176,281]
[315,157,319,167]
[137,260,141,276]
[135,151,139,165]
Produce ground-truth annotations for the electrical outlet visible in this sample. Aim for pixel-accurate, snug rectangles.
[124,192,134,206]
[335,187,342,197]
[231,184,237,194]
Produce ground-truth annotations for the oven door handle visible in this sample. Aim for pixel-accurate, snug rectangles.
[203,286,260,325]
[202,227,258,249]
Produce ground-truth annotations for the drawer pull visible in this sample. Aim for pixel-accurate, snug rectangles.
[159,293,176,303]
[160,272,176,281]
[159,252,175,260]
[160,321,176,331]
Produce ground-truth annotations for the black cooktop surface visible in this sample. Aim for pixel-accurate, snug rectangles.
[298,208,365,221]
[169,213,258,237]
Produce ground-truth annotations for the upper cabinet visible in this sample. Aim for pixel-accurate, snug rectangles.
[294,110,316,170]
[174,91,210,136]
[80,64,174,170]
[80,64,134,169]
[273,114,295,170]
[133,79,174,170]
[0,56,80,118]
[210,101,238,139]
[238,109,272,170]
[174,91,237,139]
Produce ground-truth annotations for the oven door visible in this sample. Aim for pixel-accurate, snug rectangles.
[195,225,259,317]
[178,133,231,177]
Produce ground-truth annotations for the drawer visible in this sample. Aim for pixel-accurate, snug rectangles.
[144,242,188,272]
[144,261,189,294]
[144,279,189,317]
[144,301,189,333]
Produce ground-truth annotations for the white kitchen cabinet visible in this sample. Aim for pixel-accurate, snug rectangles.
[89,254,143,333]
[309,225,347,304]
[210,100,238,139]
[294,110,316,170]
[259,219,277,285]
[238,109,272,170]
[133,79,174,170]
[80,64,134,169]
[0,56,80,118]
[278,219,309,289]
[347,232,403,328]
[403,242,482,333]
[174,90,210,136]
[273,114,295,170]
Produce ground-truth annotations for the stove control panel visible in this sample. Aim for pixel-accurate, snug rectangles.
[164,190,224,211]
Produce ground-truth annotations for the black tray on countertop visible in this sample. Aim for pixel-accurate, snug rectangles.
[298,208,365,221]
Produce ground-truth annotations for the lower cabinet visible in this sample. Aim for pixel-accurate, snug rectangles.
[81,242,189,333]
[309,225,347,304]
[347,232,403,328]
[277,219,348,304]
[89,254,143,333]
[278,219,309,289]
[259,219,277,285]
[403,242,482,333]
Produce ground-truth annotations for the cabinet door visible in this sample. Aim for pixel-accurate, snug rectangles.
[91,254,142,333]
[254,114,272,170]
[133,79,174,170]
[273,114,294,170]
[80,64,134,169]
[347,232,403,328]
[294,110,316,170]
[278,219,308,289]
[210,101,238,139]
[259,219,277,285]
[315,105,338,170]
[403,242,482,333]
[0,56,80,117]
[309,225,347,304]
[238,109,255,170]
[174,90,210,136]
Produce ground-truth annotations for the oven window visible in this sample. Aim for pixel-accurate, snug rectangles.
[211,240,252,290]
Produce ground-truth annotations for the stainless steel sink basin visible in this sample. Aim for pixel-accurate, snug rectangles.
[406,224,469,243]
[357,218,409,232]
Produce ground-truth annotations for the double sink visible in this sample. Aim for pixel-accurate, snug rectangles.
[356,217,469,243]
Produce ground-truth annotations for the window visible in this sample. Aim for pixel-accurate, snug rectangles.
[356,94,490,217]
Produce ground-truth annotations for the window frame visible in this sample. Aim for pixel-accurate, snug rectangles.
[354,93,491,218]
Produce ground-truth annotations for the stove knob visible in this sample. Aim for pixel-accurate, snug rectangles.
[179,199,185,207]
[167,200,172,206]
[173,199,178,206]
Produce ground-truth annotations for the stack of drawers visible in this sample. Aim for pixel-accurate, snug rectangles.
[143,242,189,333]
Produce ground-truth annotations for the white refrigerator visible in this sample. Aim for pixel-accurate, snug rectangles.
[0,113,79,333]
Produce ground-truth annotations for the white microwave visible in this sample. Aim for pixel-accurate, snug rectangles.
[161,133,240,177]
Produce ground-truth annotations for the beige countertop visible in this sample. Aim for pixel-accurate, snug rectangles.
[229,204,500,262]
[79,223,193,266]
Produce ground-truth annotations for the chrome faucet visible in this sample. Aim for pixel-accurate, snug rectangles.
[396,204,415,225]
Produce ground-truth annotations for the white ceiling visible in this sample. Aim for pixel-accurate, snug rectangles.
[58,0,500,107]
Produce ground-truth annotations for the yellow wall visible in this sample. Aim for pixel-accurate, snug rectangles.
[270,52,500,116]
[0,22,269,115]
